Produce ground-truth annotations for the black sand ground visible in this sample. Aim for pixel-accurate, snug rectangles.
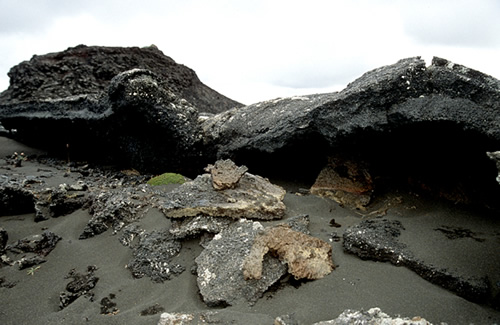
[0,137,499,324]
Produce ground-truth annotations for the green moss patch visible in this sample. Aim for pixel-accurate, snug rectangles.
[147,173,186,186]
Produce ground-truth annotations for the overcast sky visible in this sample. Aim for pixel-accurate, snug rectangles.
[0,0,499,104]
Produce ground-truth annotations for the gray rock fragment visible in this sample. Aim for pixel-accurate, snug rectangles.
[343,219,491,305]
[126,229,184,282]
[169,215,233,239]
[80,187,149,239]
[312,307,432,325]
[157,310,274,325]
[204,159,248,190]
[195,218,287,306]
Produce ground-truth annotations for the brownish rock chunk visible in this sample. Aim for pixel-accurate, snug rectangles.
[310,156,373,210]
[243,225,334,280]
[205,159,249,190]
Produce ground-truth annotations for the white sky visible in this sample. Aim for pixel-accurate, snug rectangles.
[0,0,499,105]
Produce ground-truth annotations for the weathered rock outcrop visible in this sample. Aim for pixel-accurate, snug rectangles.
[203,57,500,207]
[0,46,242,174]
[0,45,241,113]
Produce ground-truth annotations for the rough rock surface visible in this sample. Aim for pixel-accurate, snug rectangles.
[159,165,286,220]
[204,159,248,190]
[0,182,35,216]
[79,185,150,239]
[156,308,432,325]
[195,216,315,306]
[487,151,500,184]
[169,215,233,239]
[0,68,207,174]
[195,218,287,306]
[310,155,373,210]
[343,218,491,305]
[59,266,99,309]
[243,224,334,280]
[0,45,241,113]
[126,229,185,282]
[203,57,500,207]
[311,307,432,325]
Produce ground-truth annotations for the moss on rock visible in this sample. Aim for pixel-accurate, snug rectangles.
[147,173,186,186]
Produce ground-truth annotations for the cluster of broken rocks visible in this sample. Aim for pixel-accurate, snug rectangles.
[1,45,500,323]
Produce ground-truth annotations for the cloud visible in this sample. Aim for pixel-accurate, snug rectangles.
[399,0,500,47]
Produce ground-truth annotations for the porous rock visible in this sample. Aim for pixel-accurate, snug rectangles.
[310,155,373,210]
[169,215,233,239]
[195,215,312,306]
[79,186,150,239]
[126,229,184,282]
[195,219,286,306]
[159,165,286,220]
[243,224,334,280]
[59,266,99,309]
[157,310,275,325]
[204,159,248,190]
[34,183,89,221]
[343,219,491,305]
[312,307,432,325]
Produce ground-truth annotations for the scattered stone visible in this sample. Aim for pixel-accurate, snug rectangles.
[243,224,334,280]
[119,224,145,247]
[140,303,165,316]
[17,256,46,270]
[79,187,149,239]
[0,183,35,216]
[0,227,7,251]
[59,266,99,309]
[159,169,286,220]
[311,156,373,210]
[274,314,299,325]
[343,219,491,305]
[100,293,118,315]
[0,276,17,288]
[126,229,184,282]
[204,159,248,190]
[6,230,61,256]
[34,184,89,221]
[311,307,432,325]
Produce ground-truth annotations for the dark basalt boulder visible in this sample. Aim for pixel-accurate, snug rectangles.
[203,57,500,208]
[0,44,242,114]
